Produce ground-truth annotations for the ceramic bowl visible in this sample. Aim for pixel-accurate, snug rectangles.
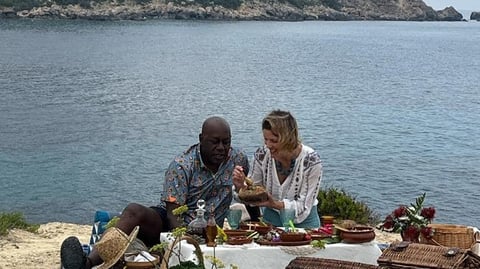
[238,186,268,203]
[239,222,272,235]
[280,232,306,242]
[339,226,375,243]
[226,236,253,245]
[224,229,248,237]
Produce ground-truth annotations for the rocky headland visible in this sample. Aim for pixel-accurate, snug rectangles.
[471,11,480,21]
[0,0,465,21]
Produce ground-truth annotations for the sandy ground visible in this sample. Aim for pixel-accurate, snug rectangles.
[0,222,91,269]
[0,223,400,269]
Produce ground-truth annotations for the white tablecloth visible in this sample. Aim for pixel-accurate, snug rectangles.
[160,233,382,268]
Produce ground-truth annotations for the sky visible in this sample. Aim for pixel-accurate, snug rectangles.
[423,0,480,10]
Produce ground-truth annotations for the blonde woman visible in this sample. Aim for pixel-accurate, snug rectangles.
[233,110,323,228]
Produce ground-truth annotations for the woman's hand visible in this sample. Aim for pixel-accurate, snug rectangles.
[253,193,284,210]
[233,165,246,191]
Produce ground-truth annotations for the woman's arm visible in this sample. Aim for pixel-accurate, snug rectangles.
[284,154,322,223]
[249,146,267,185]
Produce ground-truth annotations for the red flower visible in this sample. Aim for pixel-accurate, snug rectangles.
[382,215,394,229]
[404,225,418,234]
[393,206,407,218]
[379,193,436,238]
[420,226,434,240]
[421,207,435,220]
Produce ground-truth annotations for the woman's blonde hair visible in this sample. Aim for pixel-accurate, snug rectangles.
[262,110,299,151]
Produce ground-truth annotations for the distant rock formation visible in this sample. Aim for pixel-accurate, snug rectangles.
[0,0,465,21]
[471,11,480,21]
[0,7,16,18]
[436,6,463,21]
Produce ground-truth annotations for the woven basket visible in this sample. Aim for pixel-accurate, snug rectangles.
[285,257,379,269]
[421,224,480,250]
[126,254,160,269]
[160,235,205,269]
[377,242,480,269]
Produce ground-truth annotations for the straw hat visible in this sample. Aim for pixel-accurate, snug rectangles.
[94,226,140,269]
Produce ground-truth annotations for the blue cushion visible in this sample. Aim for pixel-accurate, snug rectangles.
[89,210,120,245]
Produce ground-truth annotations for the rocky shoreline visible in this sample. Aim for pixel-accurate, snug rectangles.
[0,0,466,21]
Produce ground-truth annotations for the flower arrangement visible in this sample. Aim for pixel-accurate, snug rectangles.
[379,193,436,242]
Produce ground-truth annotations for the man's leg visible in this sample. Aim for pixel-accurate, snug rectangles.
[116,203,166,247]
[61,203,165,269]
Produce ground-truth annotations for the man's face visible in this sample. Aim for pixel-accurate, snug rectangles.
[200,124,231,167]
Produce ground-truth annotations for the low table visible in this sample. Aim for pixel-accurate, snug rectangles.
[160,233,382,268]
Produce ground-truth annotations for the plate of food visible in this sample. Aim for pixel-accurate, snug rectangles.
[307,229,332,240]
[226,236,253,245]
[224,229,248,237]
[239,221,272,234]
[256,238,312,246]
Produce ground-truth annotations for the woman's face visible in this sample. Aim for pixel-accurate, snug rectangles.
[263,129,286,159]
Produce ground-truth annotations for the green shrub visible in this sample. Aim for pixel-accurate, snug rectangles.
[52,0,91,8]
[0,212,39,236]
[133,0,151,4]
[214,0,242,9]
[0,0,43,10]
[285,0,304,8]
[321,0,340,10]
[317,187,379,225]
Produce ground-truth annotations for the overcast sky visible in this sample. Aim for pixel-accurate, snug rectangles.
[423,0,480,10]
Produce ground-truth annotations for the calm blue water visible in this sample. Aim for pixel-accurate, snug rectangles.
[1,19,479,227]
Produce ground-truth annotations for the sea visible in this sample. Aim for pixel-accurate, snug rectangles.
[0,19,479,227]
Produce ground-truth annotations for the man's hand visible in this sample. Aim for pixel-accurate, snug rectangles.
[233,165,247,191]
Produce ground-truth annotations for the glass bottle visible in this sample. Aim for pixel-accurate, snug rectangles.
[206,213,218,247]
[187,200,207,242]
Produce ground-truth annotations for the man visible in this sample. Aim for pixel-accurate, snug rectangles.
[61,116,251,269]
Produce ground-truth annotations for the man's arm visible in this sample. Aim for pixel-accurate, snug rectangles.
[161,159,190,230]
[165,201,183,229]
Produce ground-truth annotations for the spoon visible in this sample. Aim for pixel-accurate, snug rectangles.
[333,224,350,232]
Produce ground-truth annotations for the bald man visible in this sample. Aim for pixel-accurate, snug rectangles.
[61,116,249,269]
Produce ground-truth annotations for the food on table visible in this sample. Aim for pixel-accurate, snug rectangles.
[239,221,272,234]
[238,177,268,203]
[280,231,307,242]
[226,236,253,245]
[339,225,376,243]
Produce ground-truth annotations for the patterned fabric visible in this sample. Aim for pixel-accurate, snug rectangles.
[160,143,249,226]
[249,144,322,225]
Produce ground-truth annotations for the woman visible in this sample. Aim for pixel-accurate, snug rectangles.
[233,110,323,228]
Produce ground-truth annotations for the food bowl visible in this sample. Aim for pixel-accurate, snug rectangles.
[339,226,375,243]
[125,254,160,269]
[238,186,268,203]
[280,232,306,242]
[226,236,253,245]
[224,229,248,237]
[239,222,272,235]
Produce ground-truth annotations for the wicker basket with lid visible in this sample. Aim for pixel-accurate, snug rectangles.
[421,224,480,250]
[285,257,379,269]
[377,242,480,269]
